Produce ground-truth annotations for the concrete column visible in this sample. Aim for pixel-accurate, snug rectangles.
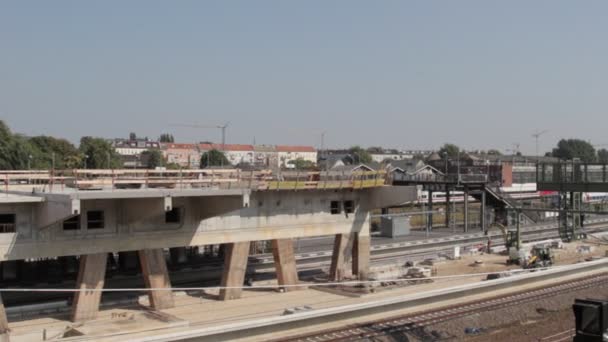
[138,249,175,310]
[329,233,354,281]
[427,190,433,233]
[480,187,486,233]
[352,233,370,280]
[445,189,451,228]
[71,253,108,322]
[464,186,469,233]
[219,242,251,300]
[0,291,9,339]
[271,239,299,291]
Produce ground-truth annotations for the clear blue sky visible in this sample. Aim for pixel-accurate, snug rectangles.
[1,1,607,154]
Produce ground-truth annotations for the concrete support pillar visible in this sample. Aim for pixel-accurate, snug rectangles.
[480,187,486,233]
[445,189,451,228]
[329,233,354,281]
[0,276,9,340]
[427,190,433,233]
[271,239,299,291]
[464,186,469,233]
[352,233,370,280]
[138,249,174,310]
[219,242,251,300]
[71,253,108,322]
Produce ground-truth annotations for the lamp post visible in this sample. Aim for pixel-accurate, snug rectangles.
[84,155,89,170]
[27,154,33,170]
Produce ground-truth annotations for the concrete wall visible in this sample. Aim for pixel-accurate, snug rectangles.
[0,186,416,261]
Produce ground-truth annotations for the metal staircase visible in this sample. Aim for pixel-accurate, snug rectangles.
[475,186,540,224]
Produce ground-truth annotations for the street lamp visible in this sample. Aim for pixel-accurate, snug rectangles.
[27,154,33,170]
[84,155,89,170]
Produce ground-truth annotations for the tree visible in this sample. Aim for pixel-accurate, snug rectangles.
[487,149,502,156]
[79,137,123,169]
[28,136,79,169]
[438,143,460,158]
[200,149,230,168]
[344,146,372,164]
[141,149,163,169]
[159,133,174,143]
[551,139,596,162]
[0,121,37,170]
[129,132,137,141]
[292,158,316,170]
[598,149,608,163]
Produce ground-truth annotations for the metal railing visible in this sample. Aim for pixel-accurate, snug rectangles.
[0,169,389,192]
[537,163,608,184]
[0,224,15,233]
[392,173,488,184]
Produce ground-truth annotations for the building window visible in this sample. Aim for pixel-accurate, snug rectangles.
[330,201,341,215]
[165,208,181,224]
[63,215,81,231]
[344,200,355,214]
[0,214,16,233]
[87,211,105,229]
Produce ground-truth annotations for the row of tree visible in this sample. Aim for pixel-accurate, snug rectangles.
[0,121,185,170]
[0,121,123,169]
[437,140,608,163]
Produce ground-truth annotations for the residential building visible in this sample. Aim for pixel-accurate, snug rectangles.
[277,145,317,168]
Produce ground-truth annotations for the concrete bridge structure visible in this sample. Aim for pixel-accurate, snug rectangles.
[0,169,416,339]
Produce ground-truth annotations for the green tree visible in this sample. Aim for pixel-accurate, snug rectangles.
[551,139,596,162]
[292,158,316,170]
[438,143,460,158]
[200,149,230,168]
[141,149,163,169]
[79,137,123,169]
[598,149,608,163]
[344,146,372,164]
[28,136,79,169]
[0,121,38,170]
[487,149,502,155]
[159,133,174,143]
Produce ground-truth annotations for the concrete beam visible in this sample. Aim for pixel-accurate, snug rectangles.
[219,242,251,300]
[329,234,353,281]
[35,197,80,229]
[363,186,417,210]
[271,239,299,291]
[138,249,175,310]
[71,253,108,322]
[352,233,370,280]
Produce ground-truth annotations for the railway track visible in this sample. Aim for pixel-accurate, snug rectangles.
[281,273,608,342]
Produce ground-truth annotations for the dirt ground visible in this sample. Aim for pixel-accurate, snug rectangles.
[358,239,608,341]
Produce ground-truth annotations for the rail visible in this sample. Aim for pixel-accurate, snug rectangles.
[0,169,388,192]
[392,172,488,184]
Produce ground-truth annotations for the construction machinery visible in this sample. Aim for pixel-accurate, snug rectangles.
[523,245,554,269]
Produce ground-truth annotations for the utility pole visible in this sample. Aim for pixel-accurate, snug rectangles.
[532,129,549,157]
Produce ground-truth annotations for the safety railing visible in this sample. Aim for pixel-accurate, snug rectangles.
[537,163,608,185]
[392,173,488,184]
[0,169,389,192]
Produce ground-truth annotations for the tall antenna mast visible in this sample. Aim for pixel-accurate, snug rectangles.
[532,129,549,157]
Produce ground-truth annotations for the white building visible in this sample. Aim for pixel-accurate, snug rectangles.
[277,145,317,167]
